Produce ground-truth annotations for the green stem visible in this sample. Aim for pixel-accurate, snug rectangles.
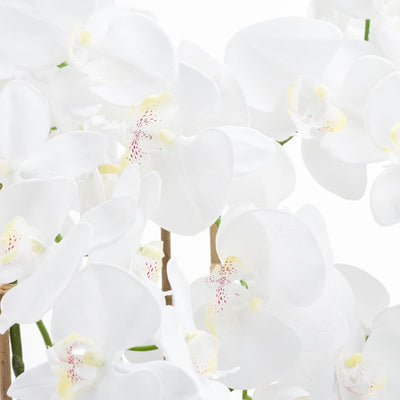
[128,345,158,352]
[9,324,24,377]
[36,320,53,348]
[242,390,252,400]
[364,19,370,41]
[277,136,293,146]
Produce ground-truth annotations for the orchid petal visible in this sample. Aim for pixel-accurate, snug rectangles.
[217,308,300,389]
[52,263,161,353]
[20,131,106,180]
[228,141,295,208]
[0,178,76,244]
[8,362,57,400]
[0,223,91,333]
[0,7,62,72]
[336,264,390,331]
[370,166,400,226]
[81,197,136,252]
[365,71,400,150]
[225,17,342,112]
[151,131,233,235]
[301,139,367,200]
[0,80,50,164]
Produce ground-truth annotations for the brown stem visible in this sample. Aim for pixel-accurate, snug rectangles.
[0,284,14,400]
[210,222,221,272]
[161,228,172,305]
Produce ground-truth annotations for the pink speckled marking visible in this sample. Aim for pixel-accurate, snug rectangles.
[127,105,161,164]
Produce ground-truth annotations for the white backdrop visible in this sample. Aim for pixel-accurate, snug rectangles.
[20,0,400,388]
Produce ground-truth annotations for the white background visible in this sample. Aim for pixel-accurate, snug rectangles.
[19,0,400,392]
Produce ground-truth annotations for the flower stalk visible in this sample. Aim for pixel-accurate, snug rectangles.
[364,19,370,41]
[36,320,53,348]
[161,228,173,305]
[9,324,24,377]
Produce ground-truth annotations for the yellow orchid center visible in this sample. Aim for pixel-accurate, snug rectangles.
[49,333,103,400]
[0,217,44,265]
[157,129,175,145]
[338,352,388,395]
[185,330,219,375]
[287,79,346,136]
[0,159,11,175]
[249,295,262,311]
[345,353,363,368]
[79,30,93,46]
[315,85,328,99]
[98,163,122,175]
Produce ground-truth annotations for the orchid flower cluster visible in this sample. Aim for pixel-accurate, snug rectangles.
[1,0,400,399]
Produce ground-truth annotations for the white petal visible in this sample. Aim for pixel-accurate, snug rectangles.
[81,197,136,252]
[85,366,163,400]
[173,62,219,125]
[254,384,310,400]
[178,40,221,84]
[296,205,334,268]
[137,172,161,219]
[218,208,327,305]
[228,141,295,208]
[88,210,145,269]
[0,178,76,244]
[217,308,300,389]
[336,264,389,331]
[365,71,400,150]
[151,131,233,235]
[52,263,161,352]
[0,80,50,164]
[8,362,57,400]
[119,360,199,400]
[370,166,400,226]
[89,8,178,105]
[216,126,276,175]
[112,163,140,200]
[301,139,367,200]
[250,104,296,141]
[20,131,106,180]
[335,55,395,114]
[0,223,91,332]
[334,0,376,18]
[320,114,385,164]
[0,7,62,71]
[225,17,342,111]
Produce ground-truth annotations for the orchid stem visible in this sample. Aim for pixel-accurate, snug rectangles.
[128,345,158,351]
[9,324,24,377]
[277,136,293,146]
[210,221,221,272]
[36,320,53,348]
[242,390,252,400]
[161,228,172,305]
[364,19,370,41]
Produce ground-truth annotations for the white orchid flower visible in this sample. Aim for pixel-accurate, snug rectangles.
[0,80,106,189]
[263,206,355,398]
[85,163,162,273]
[0,178,91,332]
[362,71,400,225]
[225,18,393,199]
[335,306,400,399]
[191,205,336,389]
[8,263,199,400]
[216,126,295,208]
[0,0,115,78]
[126,258,231,400]
[178,40,250,131]
[254,384,310,400]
